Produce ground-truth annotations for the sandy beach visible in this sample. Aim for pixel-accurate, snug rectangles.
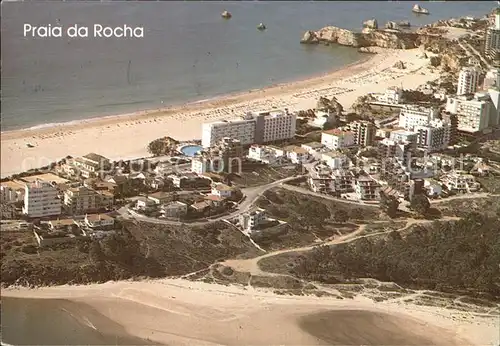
[3,278,499,345]
[1,48,439,178]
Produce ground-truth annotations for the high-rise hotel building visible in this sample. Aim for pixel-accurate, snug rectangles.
[445,92,497,133]
[457,66,481,96]
[23,180,62,218]
[345,120,376,147]
[201,109,296,148]
[485,9,500,60]
[414,119,451,152]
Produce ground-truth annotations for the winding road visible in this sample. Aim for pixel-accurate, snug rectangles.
[221,216,461,277]
[118,174,495,226]
[178,215,459,280]
[118,175,308,225]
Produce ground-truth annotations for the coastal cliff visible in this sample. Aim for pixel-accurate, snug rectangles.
[300,26,423,49]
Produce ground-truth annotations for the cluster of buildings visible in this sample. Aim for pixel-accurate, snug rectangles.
[134,181,240,219]
[371,86,404,105]
[33,213,115,247]
[445,60,499,133]
[191,137,244,174]
[5,10,500,236]
[0,172,115,219]
[62,153,111,179]
[0,172,119,247]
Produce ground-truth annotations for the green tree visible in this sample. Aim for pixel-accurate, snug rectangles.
[410,194,431,216]
[323,122,335,131]
[89,241,104,264]
[300,201,330,230]
[333,209,349,223]
[380,192,400,218]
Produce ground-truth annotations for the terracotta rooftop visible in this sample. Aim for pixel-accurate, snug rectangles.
[292,147,308,154]
[191,200,212,210]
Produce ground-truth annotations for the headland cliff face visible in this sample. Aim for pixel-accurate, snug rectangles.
[300,26,423,49]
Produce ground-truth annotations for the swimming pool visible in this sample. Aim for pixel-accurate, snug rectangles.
[180,145,202,157]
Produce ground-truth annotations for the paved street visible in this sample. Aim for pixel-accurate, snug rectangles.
[117,175,307,225]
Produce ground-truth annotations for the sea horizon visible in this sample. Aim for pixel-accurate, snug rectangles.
[1,1,495,132]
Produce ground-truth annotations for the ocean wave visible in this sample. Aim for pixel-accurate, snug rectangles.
[2,112,142,133]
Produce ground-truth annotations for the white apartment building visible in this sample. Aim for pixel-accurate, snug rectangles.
[376,86,403,104]
[211,183,235,199]
[191,157,214,174]
[85,213,115,228]
[286,146,309,164]
[457,66,481,96]
[485,11,500,59]
[445,93,494,133]
[398,106,438,130]
[321,129,355,150]
[441,171,480,193]
[354,176,379,201]
[72,153,110,178]
[239,208,267,232]
[414,119,451,152]
[308,163,354,195]
[489,89,500,122]
[301,142,324,155]
[390,129,418,145]
[321,151,348,169]
[253,109,297,144]
[63,186,113,215]
[201,119,256,148]
[483,67,500,90]
[346,120,376,147]
[247,145,278,165]
[23,180,61,218]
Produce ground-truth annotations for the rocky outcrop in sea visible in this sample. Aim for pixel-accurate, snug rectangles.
[300,26,422,49]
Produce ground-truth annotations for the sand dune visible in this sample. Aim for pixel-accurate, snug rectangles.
[1,48,439,177]
[3,278,499,346]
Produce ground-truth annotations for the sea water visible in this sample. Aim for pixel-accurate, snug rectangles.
[1,1,494,131]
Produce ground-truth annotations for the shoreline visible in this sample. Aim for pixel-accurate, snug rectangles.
[1,47,440,177]
[1,54,373,138]
[3,278,499,346]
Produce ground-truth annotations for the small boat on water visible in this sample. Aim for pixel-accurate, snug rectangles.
[412,4,430,14]
[257,23,266,31]
[221,10,232,19]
